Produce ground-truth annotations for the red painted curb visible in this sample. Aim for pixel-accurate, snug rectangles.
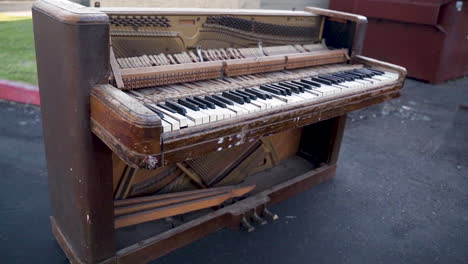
[0,80,40,106]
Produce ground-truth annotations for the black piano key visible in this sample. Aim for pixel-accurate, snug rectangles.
[238,90,257,100]
[186,98,207,109]
[157,103,177,113]
[333,73,355,81]
[251,88,272,99]
[352,69,373,78]
[272,84,293,95]
[212,94,234,105]
[165,101,187,115]
[362,68,383,77]
[178,98,200,111]
[318,75,340,84]
[365,68,385,75]
[356,68,377,75]
[229,91,250,103]
[194,96,215,109]
[300,79,321,87]
[204,96,227,108]
[260,86,282,95]
[245,89,266,100]
[285,81,306,92]
[144,104,164,118]
[289,80,311,90]
[312,77,333,86]
[352,70,372,78]
[269,84,291,95]
[277,82,301,93]
[283,82,305,93]
[325,74,346,83]
[222,92,244,104]
[343,71,364,79]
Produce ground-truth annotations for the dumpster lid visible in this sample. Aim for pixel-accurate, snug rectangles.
[353,0,455,26]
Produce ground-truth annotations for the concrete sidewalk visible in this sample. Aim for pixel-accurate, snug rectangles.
[0,77,467,263]
[0,1,34,16]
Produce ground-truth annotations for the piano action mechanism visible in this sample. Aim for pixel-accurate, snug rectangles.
[32,0,406,263]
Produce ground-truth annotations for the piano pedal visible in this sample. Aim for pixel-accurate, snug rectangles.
[165,217,177,228]
[262,207,279,221]
[251,211,268,226]
[165,215,186,228]
[240,216,255,232]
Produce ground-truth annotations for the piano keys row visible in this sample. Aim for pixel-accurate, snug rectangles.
[145,68,399,132]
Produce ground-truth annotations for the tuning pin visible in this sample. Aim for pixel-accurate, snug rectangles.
[262,207,279,221]
[252,211,267,225]
[240,216,255,232]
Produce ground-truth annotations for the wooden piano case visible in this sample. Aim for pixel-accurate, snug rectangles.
[32,0,405,263]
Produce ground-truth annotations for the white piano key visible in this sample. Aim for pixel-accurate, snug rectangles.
[215,106,233,119]
[236,101,261,113]
[304,89,323,97]
[261,99,273,109]
[267,98,286,108]
[161,114,180,130]
[211,108,225,121]
[161,120,172,133]
[294,92,318,100]
[186,118,195,127]
[177,106,204,125]
[249,99,267,110]
[199,108,218,122]
[153,105,190,128]
[259,91,291,103]
[287,94,306,103]
[232,102,256,113]
[226,103,248,115]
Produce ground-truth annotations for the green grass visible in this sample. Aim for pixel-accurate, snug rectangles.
[0,14,37,84]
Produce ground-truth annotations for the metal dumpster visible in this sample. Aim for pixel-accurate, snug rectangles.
[329,0,468,83]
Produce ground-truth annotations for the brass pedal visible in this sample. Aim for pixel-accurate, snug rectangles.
[240,216,255,232]
[252,211,267,226]
[262,207,279,221]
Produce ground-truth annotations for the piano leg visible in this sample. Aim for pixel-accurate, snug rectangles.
[33,4,116,263]
[299,114,347,168]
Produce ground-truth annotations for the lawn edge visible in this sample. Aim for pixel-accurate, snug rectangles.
[0,79,40,105]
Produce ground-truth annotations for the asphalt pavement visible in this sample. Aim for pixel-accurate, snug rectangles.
[0,78,467,263]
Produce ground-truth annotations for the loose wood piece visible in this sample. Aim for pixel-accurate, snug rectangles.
[114,186,239,216]
[114,185,255,228]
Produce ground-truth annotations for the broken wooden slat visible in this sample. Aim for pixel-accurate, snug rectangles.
[114,185,255,228]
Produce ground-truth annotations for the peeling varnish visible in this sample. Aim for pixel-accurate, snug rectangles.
[144,156,159,169]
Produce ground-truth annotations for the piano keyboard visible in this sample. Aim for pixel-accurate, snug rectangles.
[131,67,399,133]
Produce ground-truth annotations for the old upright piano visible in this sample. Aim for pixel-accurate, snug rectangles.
[32,0,406,263]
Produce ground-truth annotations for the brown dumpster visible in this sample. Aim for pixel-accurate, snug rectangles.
[330,0,468,83]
